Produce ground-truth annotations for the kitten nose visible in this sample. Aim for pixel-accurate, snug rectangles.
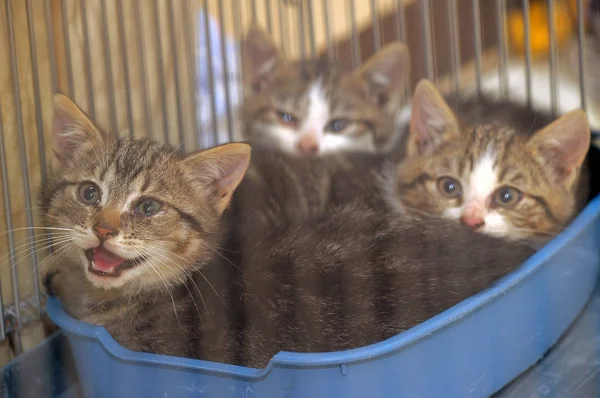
[93,225,118,240]
[460,215,485,229]
[296,134,319,155]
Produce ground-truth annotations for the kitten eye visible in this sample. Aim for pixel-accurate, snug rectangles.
[437,177,463,199]
[494,186,523,207]
[135,199,162,216]
[275,111,298,127]
[326,119,349,133]
[78,182,101,205]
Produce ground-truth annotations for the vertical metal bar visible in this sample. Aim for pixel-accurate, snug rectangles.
[472,0,483,95]
[322,0,334,61]
[100,0,118,134]
[134,0,153,138]
[79,0,96,120]
[348,0,360,66]
[306,0,317,57]
[60,0,75,98]
[371,0,381,52]
[25,0,46,311]
[7,0,39,338]
[395,0,406,41]
[217,0,235,142]
[203,0,220,145]
[522,0,533,107]
[448,0,461,95]
[43,0,58,94]
[421,0,435,81]
[496,0,508,97]
[0,100,10,342]
[277,0,288,55]
[152,0,171,145]
[577,0,587,111]
[265,0,274,34]
[134,5,152,137]
[116,0,135,138]
[25,0,48,185]
[182,0,200,149]
[297,2,306,62]
[547,0,558,115]
[166,0,186,148]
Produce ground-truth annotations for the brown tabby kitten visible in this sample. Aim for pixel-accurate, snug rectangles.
[41,94,250,362]
[240,26,409,156]
[397,80,591,241]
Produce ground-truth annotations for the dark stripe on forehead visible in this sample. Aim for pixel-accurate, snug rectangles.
[42,180,79,208]
[397,172,433,190]
[529,194,560,224]
[172,206,206,235]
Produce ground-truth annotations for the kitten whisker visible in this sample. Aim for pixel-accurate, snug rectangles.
[134,247,180,326]
[0,236,75,268]
[144,247,205,323]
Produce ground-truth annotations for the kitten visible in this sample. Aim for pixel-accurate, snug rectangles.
[235,201,536,368]
[41,94,250,362]
[396,80,591,242]
[240,26,409,156]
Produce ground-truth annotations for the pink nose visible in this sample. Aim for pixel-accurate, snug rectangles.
[296,134,319,155]
[461,201,486,230]
[460,215,485,229]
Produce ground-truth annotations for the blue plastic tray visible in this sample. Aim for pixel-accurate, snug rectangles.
[46,195,600,398]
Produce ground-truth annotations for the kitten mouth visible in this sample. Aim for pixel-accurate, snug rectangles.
[85,247,144,278]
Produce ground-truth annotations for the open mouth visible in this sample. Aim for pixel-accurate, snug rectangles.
[85,247,145,278]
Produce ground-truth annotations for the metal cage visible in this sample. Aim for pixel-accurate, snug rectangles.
[0,0,596,369]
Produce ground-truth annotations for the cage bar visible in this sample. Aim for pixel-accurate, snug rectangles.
[79,0,96,121]
[522,0,533,107]
[448,0,461,95]
[166,0,186,148]
[577,0,587,111]
[100,0,119,135]
[202,0,220,145]
[134,0,154,137]
[421,0,435,81]
[116,0,136,138]
[217,0,236,142]
[547,0,559,115]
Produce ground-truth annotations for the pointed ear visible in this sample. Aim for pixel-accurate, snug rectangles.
[241,25,286,94]
[527,110,590,185]
[407,80,459,156]
[355,42,410,110]
[52,93,104,166]
[183,143,251,215]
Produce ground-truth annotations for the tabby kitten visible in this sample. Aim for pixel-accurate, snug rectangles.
[41,94,250,361]
[240,26,409,156]
[397,80,591,241]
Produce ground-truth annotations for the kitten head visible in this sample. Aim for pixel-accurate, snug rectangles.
[240,25,409,156]
[396,80,590,240]
[42,94,251,291]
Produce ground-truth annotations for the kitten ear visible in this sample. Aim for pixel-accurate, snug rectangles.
[241,25,285,94]
[527,110,590,185]
[355,42,410,110]
[407,79,459,156]
[52,93,104,166]
[183,143,251,215]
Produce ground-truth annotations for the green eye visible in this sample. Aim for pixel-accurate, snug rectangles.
[78,182,101,205]
[494,186,523,207]
[135,199,162,216]
[437,177,463,199]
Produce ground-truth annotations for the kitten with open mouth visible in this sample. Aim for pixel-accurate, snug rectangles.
[40,93,251,361]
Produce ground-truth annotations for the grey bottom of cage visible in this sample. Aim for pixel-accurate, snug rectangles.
[5,280,600,398]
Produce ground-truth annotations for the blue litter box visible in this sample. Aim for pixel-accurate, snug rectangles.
[46,194,600,398]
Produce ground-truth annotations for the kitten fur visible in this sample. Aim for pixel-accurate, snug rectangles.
[240,26,410,156]
[397,80,591,242]
[233,201,535,368]
[41,94,250,362]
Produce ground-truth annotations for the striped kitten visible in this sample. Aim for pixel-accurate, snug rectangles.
[397,80,591,241]
[240,26,409,156]
[41,94,250,361]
